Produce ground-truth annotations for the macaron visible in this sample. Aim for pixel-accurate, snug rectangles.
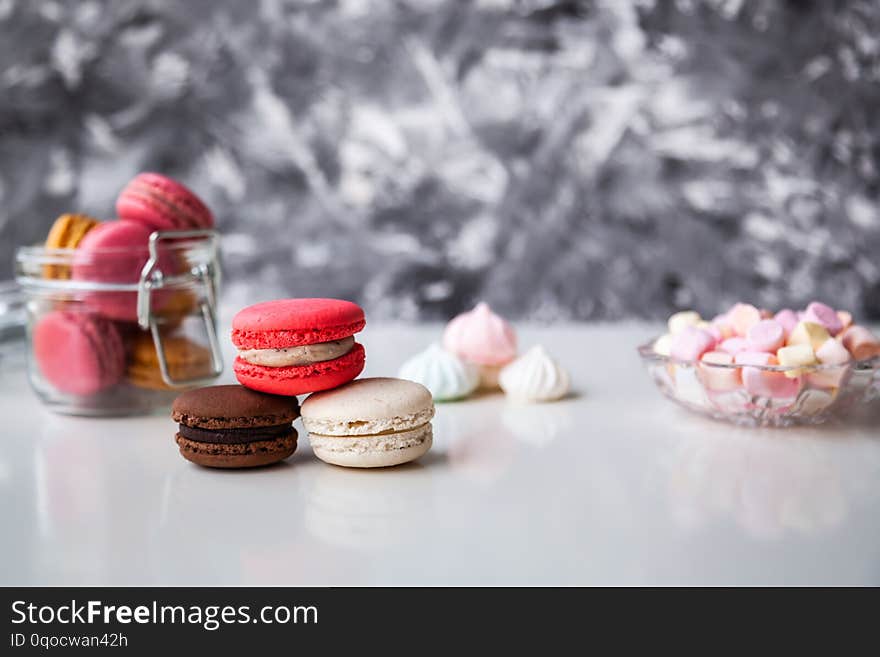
[33,310,125,396]
[301,377,434,468]
[232,298,366,396]
[71,220,169,322]
[43,213,100,279]
[127,333,213,390]
[116,172,213,232]
[172,385,300,468]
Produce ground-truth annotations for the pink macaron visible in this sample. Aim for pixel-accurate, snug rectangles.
[33,311,125,395]
[116,173,213,232]
[72,220,174,322]
[232,298,366,396]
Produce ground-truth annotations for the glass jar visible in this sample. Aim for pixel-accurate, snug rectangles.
[15,230,223,416]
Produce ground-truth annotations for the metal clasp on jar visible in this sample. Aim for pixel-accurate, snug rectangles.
[137,230,223,388]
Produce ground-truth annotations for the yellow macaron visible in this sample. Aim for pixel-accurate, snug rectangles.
[43,213,100,279]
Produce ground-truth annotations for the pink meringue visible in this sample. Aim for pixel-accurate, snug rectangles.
[442,302,517,367]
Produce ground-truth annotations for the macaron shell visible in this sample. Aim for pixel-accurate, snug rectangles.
[176,431,297,468]
[233,342,365,396]
[232,298,365,349]
[310,427,433,468]
[43,213,100,279]
[72,220,171,321]
[300,376,434,430]
[172,384,301,428]
[33,311,125,395]
[127,333,213,391]
[116,173,213,231]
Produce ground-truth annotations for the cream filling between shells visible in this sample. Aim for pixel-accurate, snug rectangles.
[238,336,355,367]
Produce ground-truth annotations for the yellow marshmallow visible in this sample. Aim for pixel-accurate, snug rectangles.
[668,311,701,336]
[777,344,817,378]
[786,321,830,352]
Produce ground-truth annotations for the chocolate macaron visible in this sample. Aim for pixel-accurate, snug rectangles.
[172,385,300,468]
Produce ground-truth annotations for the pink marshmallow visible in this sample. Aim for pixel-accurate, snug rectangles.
[735,351,801,399]
[670,326,716,362]
[710,315,736,340]
[699,351,741,391]
[841,325,880,361]
[719,337,748,356]
[803,301,844,336]
[727,303,762,337]
[773,309,798,337]
[746,319,785,353]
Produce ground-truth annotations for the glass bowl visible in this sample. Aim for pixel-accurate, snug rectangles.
[637,337,880,427]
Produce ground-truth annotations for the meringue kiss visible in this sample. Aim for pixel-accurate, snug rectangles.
[442,302,517,367]
[498,345,570,403]
[398,343,479,401]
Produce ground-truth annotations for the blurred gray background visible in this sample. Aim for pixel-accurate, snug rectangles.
[2,0,879,320]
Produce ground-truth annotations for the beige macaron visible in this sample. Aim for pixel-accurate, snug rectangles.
[301,377,434,468]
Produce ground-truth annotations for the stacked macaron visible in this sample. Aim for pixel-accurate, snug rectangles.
[301,377,435,468]
[189,297,434,469]
[652,301,880,399]
[231,299,367,396]
[172,385,300,468]
[33,173,216,397]
[397,301,571,403]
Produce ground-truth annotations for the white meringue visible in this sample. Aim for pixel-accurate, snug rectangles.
[398,343,480,401]
[498,345,570,403]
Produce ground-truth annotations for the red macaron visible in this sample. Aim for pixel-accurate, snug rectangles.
[33,311,125,396]
[116,172,213,232]
[232,299,366,396]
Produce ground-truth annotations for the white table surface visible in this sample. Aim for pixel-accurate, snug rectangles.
[2,320,880,586]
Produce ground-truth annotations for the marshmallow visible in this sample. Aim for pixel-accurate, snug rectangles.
[668,311,702,336]
[727,303,762,337]
[841,325,880,361]
[810,338,852,388]
[735,351,801,399]
[746,319,785,353]
[777,344,817,378]
[653,334,673,357]
[670,326,716,362]
[787,321,831,351]
[710,314,736,340]
[699,351,741,391]
[803,301,844,336]
[773,309,798,337]
[816,338,851,366]
[718,337,748,356]
[836,310,853,331]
